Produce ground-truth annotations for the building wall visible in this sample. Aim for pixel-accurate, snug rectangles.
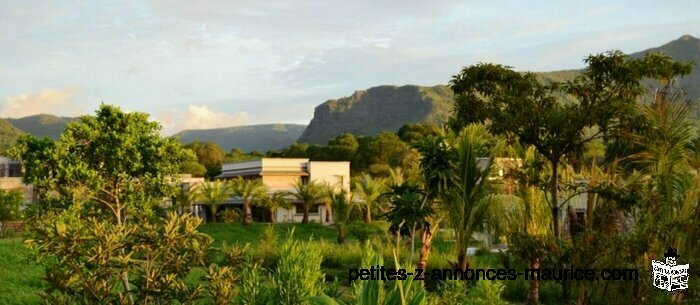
[0,177,33,203]
[308,161,351,192]
[262,175,302,192]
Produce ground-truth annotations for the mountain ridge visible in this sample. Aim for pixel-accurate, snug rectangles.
[175,123,307,152]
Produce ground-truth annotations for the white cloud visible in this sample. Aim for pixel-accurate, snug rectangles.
[0,87,83,118]
[158,105,249,135]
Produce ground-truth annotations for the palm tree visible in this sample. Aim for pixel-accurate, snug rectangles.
[260,191,291,223]
[197,180,233,223]
[230,177,267,225]
[289,179,326,224]
[328,188,352,243]
[353,174,387,224]
[172,183,201,215]
[440,125,502,270]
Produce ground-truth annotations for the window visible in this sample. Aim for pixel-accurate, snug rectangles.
[295,203,319,214]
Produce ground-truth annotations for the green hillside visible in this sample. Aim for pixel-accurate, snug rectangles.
[298,85,454,144]
[0,119,24,153]
[175,124,306,152]
[630,34,700,100]
[5,114,75,140]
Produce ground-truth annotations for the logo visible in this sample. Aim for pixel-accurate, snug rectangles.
[651,247,690,292]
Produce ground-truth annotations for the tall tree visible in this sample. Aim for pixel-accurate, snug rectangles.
[353,174,388,224]
[446,125,502,270]
[448,51,692,238]
[197,181,233,223]
[185,141,226,179]
[289,179,326,224]
[230,177,267,225]
[10,104,210,304]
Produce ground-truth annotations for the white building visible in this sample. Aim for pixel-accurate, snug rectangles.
[203,158,350,224]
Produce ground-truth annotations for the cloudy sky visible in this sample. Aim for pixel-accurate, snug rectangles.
[1,1,699,134]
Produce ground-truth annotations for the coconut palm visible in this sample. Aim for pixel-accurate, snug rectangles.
[289,179,326,224]
[197,180,233,223]
[446,125,502,270]
[260,191,292,223]
[230,177,267,225]
[353,174,388,224]
[172,183,201,215]
[328,188,352,244]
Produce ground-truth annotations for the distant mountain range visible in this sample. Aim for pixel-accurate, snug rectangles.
[0,35,698,152]
[5,114,76,140]
[175,124,307,152]
[299,34,700,144]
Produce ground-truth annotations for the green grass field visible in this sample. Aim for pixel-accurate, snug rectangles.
[0,223,345,304]
[0,238,44,305]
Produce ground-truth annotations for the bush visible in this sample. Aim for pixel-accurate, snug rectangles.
[269,233,325,305]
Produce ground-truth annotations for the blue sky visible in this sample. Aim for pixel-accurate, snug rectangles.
[1,0,699,134]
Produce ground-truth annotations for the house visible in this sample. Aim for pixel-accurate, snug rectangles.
[200,158,350,224]
[0,156,34,204]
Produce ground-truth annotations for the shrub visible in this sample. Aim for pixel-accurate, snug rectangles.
[269,235,325,305]
[219,209,241,224]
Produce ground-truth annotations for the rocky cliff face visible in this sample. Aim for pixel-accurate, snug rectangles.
[298,85,453,144]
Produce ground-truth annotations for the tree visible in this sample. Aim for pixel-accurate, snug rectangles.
[231,177,267,225]
[260,191,291,223]
[446,125,502,270]
[353,174,388,224]
[384,182,436,269]
[172,183,201,215]
[327,133,359,161]
[10,104,210,304]
[180,160,207,177]
[185,141,226,179]
[448,51,692,238]
[289,179,326,224]
[492,146,553,305]
[397,123,441,145]
[0,188,24,237]
[197,180,234,223]
[328,188,352,244]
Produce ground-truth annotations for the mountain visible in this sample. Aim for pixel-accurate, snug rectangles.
[630,34,700,100]
[298,85,453,144]
[297,35,700,145]
[175,124,307,152]
[0,119,24,153]
[5,114,76,140]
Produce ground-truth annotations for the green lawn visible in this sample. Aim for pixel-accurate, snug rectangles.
[0,238,44,305]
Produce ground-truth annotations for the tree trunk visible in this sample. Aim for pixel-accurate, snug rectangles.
[302,206,309,224]
[417,226,434,271]
[242,201,251,225]
[269,210,276,224]
[551,161,560,238]
[457,252,469,271]
[325,203,331,223]
[337,224,346,244]
[526,257,541,305]
[364,207,372,224]
[211,205,218,223]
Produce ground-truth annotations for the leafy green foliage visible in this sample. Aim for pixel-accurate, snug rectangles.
[269,236,325,305]
[185,141,227,179]
[10,104,209,304]
[0,189,24,237]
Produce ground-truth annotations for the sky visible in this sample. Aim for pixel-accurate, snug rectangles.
[1,0,699,134]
